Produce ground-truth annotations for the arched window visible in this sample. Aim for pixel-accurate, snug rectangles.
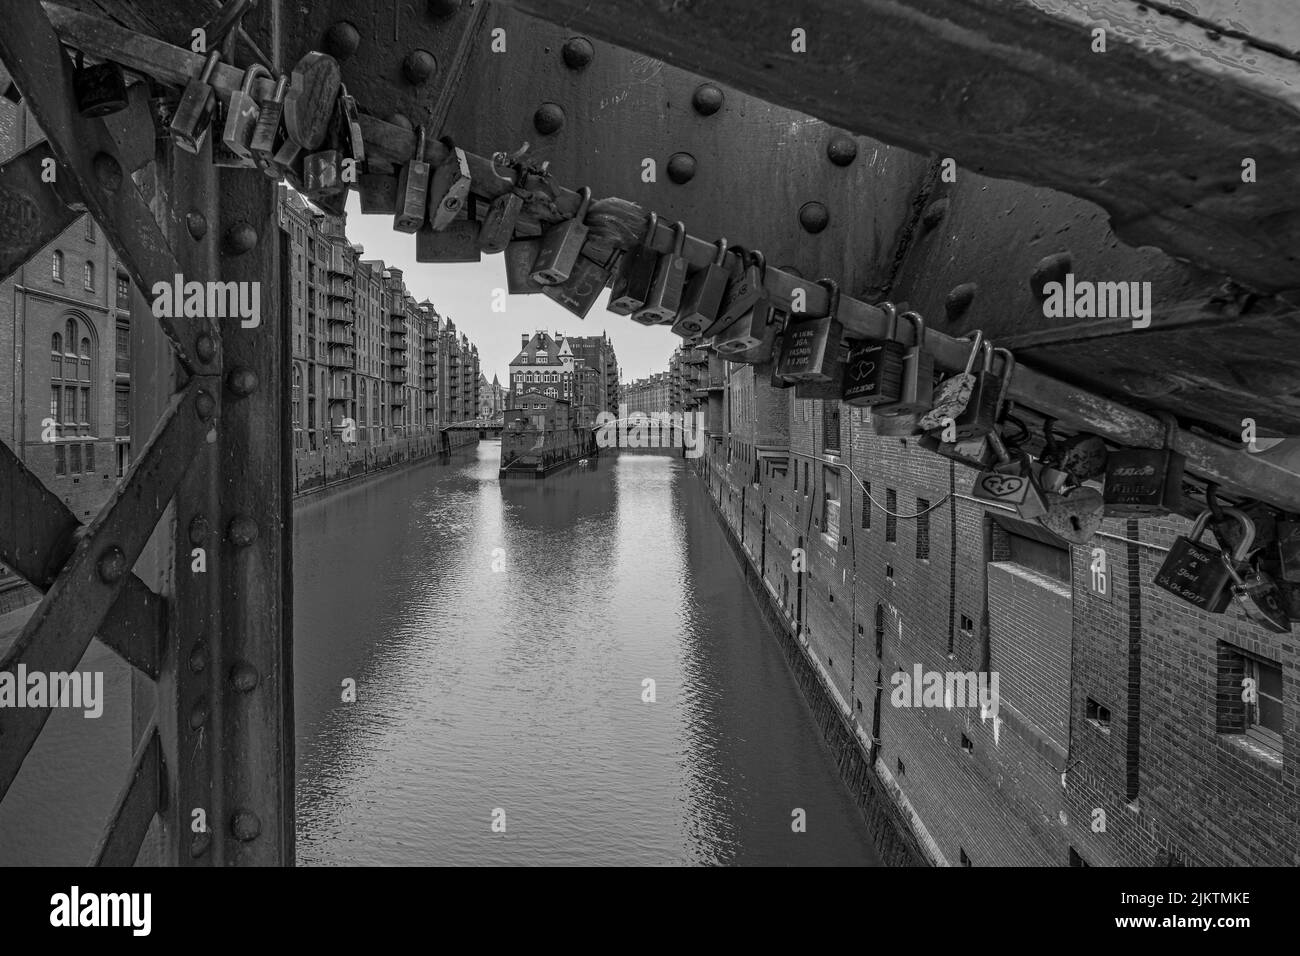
[50,316,95,438]
[52,250,63,282]
[84,261,95,291]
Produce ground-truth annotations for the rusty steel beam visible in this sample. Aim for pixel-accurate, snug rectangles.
[0,0,219,375]
[0,141,82,282]
[90,725,162,866]
[493,0,1300,294]
[0,380,209,802]
[0,439,163,678]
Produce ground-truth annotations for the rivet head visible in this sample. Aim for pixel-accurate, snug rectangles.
[195,333,217,364]
[92,152,122,191]
[195,390,216,421]
[666,152,696,185]
[561,37,594,70]
[188,514,211,546]
[227,366,259,396]
[231,810,261,842]
[223,222,258,255]
[427,0,462,17]
[185,211,208,240]
[188,697,209,729]
[945,283,978,321]
[228,514,259,548]
[230,660,259,693]
[827,135,858,167]
[798,201,829,234]
[188,641,208,674]
[190,830,212,858]
[324,21,361,59]
[97,546,128,583]
[921,198,950,231]
[533,103,564,135]
[692,83,723,115]
[402,49,438,85]
[1030,252,1073,299]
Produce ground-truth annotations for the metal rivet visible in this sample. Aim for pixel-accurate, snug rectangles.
[188,642,208,674]
[324,21,361,59]
[223,222,258,255]
[921,198,949,231]
[92,151,122,191]
[188,697,209,729]
[798,201,829,234]
[195,333,217,364]
[188,514,211,546]
[186,211,208,240]
[1030,252,1073,299]
[427,0,462,17]
[190,830,211,858]
[402,49,437,85]
[827,135,857,167]
[97,546,127,583]
[533,103,564,135]
[945,283,978,320]
[195,390,215,421]
[666,152,696,185]
[562,37,594,70]
[692,83,723,115]
[228,514,259,548]
[230,660,260,693]
[231,810,261,842]
[227,366,259,396]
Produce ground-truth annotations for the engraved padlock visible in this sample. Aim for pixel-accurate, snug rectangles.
[428,145,472,232]
[953,341,1009,441]
[220,64,272,166]
[249,75,293,176]
[504,238,547,294]
[74,51,128,118]
[971,428,1048,519]
[672,238,731,338]
[479,165,527,254]
[1154,509,1238,613]
[170,51,222,154]
[634,220,688,325]
[1103,413,1185,517]
[714,245,766,329]
[394,126,431,233]
[532,186,592,285]
[542,252,611,319]
[607,212,661,315]
[777,278,842,383]
[843,303,906,406]
[873,311,935,425]
[918,330,983,433]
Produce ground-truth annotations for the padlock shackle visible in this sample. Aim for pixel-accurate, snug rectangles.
[197,50,221,84]
[878,301,898,341]
[960,330,985,374]
[992,347,1016,419]
[712,238,728,266]
[644,212,659,247]
[240,64,271,94]
[575,186,592,218]
[269,75,290,102]
[670,220,686,255]
[1189,505,1256,562]
[749,249,766,276]
[816,278,840,318]
[899,310,925,348]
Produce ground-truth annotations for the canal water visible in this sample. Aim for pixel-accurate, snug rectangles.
[0,442,879,866]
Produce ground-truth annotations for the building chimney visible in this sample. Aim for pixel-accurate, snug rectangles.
[522,334,529,348]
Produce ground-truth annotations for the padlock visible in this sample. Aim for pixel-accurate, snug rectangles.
[416,200,481,263]
[1154,509,1240,613]
[971,428,1048,519]
[73,51,128,118]
[673,239,732,339]
[532,186,592,285]
[1034,418,1072,495]
[1226,557,1293,633]
[634,220,688,325]
[169,51,222,154]
[504,238,547,294]
[282,51,341,152]
[249,75,293,176]
[303,112,344,201]
[219,64,272,166]
[1058,432,1108,485]
[777,278,843,383]
[428,146,472,232]
[714,246,768,329]
[842,303,906,407]
[359,172,399,214]
[712,256,781,355]
[725,301,787,366]
[872,310,934,429]
[607,213,662,315]
[542,252,611,319]
[918,432,999,470]
[1277,519,1300,583]
[918,331,984,433]
[393,126,431,233]
[337,84,365,165]
[953,341,1011,441]
[1038,486,1104,545]
[1103,414,1185,516]
[479,166,527,254]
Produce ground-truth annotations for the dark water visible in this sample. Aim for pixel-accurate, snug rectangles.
[293,445,880,865]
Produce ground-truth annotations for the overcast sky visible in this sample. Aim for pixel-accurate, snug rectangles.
[342,192,681,385]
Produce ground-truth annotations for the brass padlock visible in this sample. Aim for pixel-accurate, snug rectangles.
[842,303,906,406]
[73,51,128,118]
[504,238,547,294]
[428,146,472,232]
[607,212,661,315]
[358,172,399,214]
[542,252,611,319]
[714,245,766,329]
[918,330,983,433]
[479,165,527,254]
[634,220,688,325]
[393,126,431,233]
[673,238,731,338]
[249,75,293,176]
[953,341,1010,441]
[873,311,934,427]
[219,64,272,166]
[777,278,842,383]
[532,186,592,285]
[169,51,222,154]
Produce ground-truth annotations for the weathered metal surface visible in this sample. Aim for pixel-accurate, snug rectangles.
[0,438,163,678]
[90,725,161,866]
[494,0,1300,294]
[0,141,81,282]
[0,381,206,802]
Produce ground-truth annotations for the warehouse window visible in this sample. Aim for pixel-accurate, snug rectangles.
[861,481,871,529]
[993,515,1070,584]
[885,489,897,543]
[916,497,931,560]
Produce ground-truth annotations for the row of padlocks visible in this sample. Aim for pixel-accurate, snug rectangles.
[71,45,1299,631]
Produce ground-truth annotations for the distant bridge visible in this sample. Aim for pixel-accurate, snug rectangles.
[443,418,505,438]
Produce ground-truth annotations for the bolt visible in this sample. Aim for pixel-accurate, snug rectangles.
[188,697,209,729]
[921,198,949,231]
[188,641,208,674]
[324,21,361,59]
[195,390,216,421]
[223,222,258,255]
[692,83,723,116]
[230,661,259,692]
[228,514,259,548]
[533,103,564,135]
[97,546,127,583]
[945,283,978,321]
[231,810,261,842]
[562,37,594,70]
[227,366,259,397]
[666,152,696,185]
[1030,252,1073,300]
[186,211,208,240]
[826,135,858,167]
[799,201,829,234]
[195,333,217,364]
[402,49,437,85]
[190,830,212,858]
[92,152,122,192]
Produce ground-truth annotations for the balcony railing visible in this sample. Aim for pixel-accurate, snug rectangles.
[325,275,353,299]
[388,368,407,384]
